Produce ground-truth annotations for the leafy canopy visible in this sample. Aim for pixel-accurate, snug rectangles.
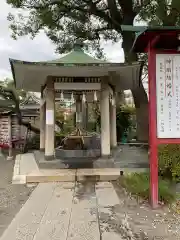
[7,0,180,59]
[6,0,140,57]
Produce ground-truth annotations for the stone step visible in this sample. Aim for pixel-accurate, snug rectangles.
[76,168,120,182]
[26,169,76,183]
[26,168,120,183]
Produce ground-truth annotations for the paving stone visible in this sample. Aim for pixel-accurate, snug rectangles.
[113,145,149,169]
[73,182,96,209]
[101,232,123,240]
[95,183,120,207]
[0,183,55,240]
[26,169,76,183]
[76,168,120,182]
[96,182,112,189]
[33,183,75,240]
[67,182,100,240]
[20,153,39,175]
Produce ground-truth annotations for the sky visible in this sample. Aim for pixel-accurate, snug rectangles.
[0,0,129,80]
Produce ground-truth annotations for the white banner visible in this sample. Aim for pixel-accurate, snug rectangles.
[156,54,180,138]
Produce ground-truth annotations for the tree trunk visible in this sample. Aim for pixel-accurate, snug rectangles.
[122,30,149,142]
[131,84,149,142]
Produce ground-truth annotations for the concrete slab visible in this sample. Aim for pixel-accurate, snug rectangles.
[0,183,55,240]
[95,182,120,207]
[13,154,121,184]
[73,182,96,209]
[98,207,128,240]
[26,169,76,183]
[120,168,148,175]
[20,153,39,175]
[101,232,123,240]
[67,182,100,240]
[96,182,113,189]
[12,174,26,184]
[76,168,120,182]
[13,149,148,185]
[33,183,75,240]
[12,154,27,184]
[96,183,125,240]
[0,148,3,157]
[12,153,40,184]
[13,154,21,176]
[0,181,130,240]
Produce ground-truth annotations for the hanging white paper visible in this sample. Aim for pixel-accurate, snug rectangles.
[46,110,54,125]
[156,54,180,138]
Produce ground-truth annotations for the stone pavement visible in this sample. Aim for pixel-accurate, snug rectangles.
[1,180,180,240]
[13,145,149,184]
[0,182,130,240]
[113,144,149,169]
[0,154,34,237]
[12,153,122,184]
[35,144,149,170]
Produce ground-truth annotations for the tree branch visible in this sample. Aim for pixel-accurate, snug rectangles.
[117,0,133,13]
[106,0,122,22]
[87,0,121,30]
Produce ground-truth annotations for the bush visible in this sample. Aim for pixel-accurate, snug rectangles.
[116,106,133,141]
[118,172,175,204]
[158,144,180,182]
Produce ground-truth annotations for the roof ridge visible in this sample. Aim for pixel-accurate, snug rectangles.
[20,93,40,106]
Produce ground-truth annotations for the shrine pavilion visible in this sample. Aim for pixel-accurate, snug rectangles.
[10,41,141,160]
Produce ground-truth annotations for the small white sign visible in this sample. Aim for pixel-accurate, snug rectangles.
[46,110,54,125]
[156,54,180,138]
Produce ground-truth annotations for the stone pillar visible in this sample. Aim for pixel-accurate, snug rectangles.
[76,96,82,129]
[110,97,117,148]
[7,115,13,160]
[45,80,55,160]
[100,83,110,156]
[40,90,45,151]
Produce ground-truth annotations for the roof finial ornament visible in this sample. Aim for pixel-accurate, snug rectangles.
[73,39,84,51]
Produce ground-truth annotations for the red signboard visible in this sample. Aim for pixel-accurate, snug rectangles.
[148,43,180,208]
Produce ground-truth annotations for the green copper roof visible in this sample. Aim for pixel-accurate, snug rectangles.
[47,41,107,64]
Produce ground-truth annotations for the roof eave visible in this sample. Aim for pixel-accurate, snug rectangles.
[121,25,180,53]
[9,58,17,88]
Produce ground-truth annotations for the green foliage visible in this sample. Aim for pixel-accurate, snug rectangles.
[0,78,27,101]
[138,0,180,26]
[116,105,133,141]
[158,144,180,182]
[92,103,134,139]
[6,0,139,57]
[118,172,175,204]
[7,0,180,57]
[87,122,97,132]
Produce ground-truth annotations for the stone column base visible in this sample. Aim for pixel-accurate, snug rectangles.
[101,154,112,159]
[40,148,45,152]
[110,145,118,150]
[45,155,55,161]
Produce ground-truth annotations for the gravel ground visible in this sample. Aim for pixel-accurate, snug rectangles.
[113,183,180,240]
[0,155,35,237]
